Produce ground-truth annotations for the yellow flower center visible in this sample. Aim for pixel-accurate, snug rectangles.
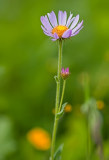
[52,25,68,38]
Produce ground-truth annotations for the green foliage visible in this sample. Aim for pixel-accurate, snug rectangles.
[54,144,64,160]
[56,103,67,119]
[54,76,59,83]
[0,116,16,160]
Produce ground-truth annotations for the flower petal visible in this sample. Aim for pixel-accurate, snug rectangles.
[66,17,75,27]
[51,33,59,41]
[41,25,47,32]
[62,29,72,38]
[40,16,52,31]
[51,38,57,41]
[65,68,69,73]
[47,11,57,27]
[41,25,54,37]
[66,13,73,27]
[72,26,83,36]
[43,31,52,37]
[72,20,83,34]
[53,33,59,39]
[61,68,65,73]
[70,14,79,29]
[61,11,67,25]
[58,10,63,25]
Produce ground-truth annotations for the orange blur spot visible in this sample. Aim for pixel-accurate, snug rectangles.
[27,128,51,150]
[65,104,72,112]
[97,100,105,110]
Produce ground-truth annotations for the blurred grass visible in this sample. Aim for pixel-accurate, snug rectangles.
[0,0,109,159]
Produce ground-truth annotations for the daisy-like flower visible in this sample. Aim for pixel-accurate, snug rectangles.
[41,11,83,41]
[61,67,70,79]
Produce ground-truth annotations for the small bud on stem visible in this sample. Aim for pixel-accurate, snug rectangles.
[61,67,70,80]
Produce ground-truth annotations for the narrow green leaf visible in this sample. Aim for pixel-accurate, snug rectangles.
[56,102,67,118]
[54,144,64,160]
[54,75,59,83]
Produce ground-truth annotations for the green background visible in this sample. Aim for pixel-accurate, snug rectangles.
[0,0,109,159]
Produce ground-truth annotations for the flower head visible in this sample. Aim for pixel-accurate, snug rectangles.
[27,128,51,150]
[41,11,83,41]
[61,67,70,79]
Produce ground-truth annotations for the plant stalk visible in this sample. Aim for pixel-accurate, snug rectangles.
[83,73,91,160]
[58,80,66,112]
[50,40,62,160]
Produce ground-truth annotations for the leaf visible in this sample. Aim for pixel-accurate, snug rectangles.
[56,103,67,118]
[54,76,59,83]
[54,144,64,160]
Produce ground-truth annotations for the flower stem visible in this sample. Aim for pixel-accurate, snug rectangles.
[83,73,91,160]
[58,80,66,112]
[50,40,62,160]
[87,112,91,160]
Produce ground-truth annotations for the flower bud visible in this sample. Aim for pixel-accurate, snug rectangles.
[61,67,70,79]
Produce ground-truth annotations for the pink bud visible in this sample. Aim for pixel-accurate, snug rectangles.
[61,67,70,79]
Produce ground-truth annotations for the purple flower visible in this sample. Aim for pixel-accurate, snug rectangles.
[61,67,70,79]
[41,11,83,41]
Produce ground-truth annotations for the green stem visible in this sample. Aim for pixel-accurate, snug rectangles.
[87,113,91,160]
[83,73,91,160]
[84,73,90,101]
[50,40,62,160]
[58,80,66,112]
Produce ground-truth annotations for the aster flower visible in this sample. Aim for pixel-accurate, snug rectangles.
[41,11,83,41]
[61,67,70,79]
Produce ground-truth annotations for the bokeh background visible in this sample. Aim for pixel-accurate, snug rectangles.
[0,0,109,159]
